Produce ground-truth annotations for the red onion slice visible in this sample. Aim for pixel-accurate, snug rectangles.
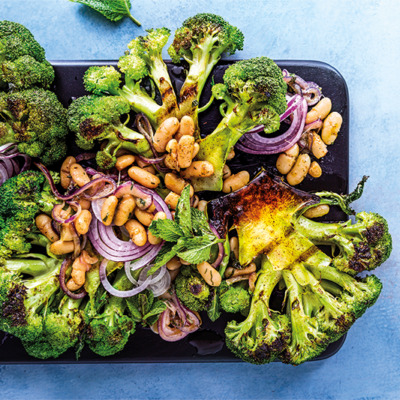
[158,305,189,342]
[35,162,117,200]
[135,154,167,165]
[236,97,307,155]
[209,222,224,269]
[99,259,150,298]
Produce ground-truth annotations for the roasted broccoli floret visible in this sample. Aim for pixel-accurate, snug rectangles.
[0,21,54,89]
[210,172,389,365]
[225,257,290,364]
[191,57,287,191]
[67,95,152,169]
[219,281,250,314]
[83,28,178,129]
[119,28,178,116]
[22,295,84,359]
[0,89,68,164]
[0,171,59,259]
[0,253,61,343]
[168,13,244,134]
[175,267,210,312]
[85,269,135,357]
[295,212,392,274]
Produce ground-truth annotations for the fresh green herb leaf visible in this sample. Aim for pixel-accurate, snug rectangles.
[191,207,213,236]
[148,219,184,242]
[175,236,223,264]
[207,287,221,322]
[125,301,142,323]
[147,242,177,275]
[142,300,167,324]
[69,0,141,26]
[174,185,192,236]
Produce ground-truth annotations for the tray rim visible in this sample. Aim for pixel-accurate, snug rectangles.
[0,59,349,364]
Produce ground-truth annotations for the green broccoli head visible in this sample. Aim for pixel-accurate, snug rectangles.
[85,270,136,357]
[68,95,151,168]
[219,282,250,314]
[83,66,122,96]
[0,254,61,342]
[225,259,290,364]
[119,27,171,82]
[296,211,392,274]
[168,13,244,63]
[0,21,45,62]
[223,56,287,115]
[175,267,211,312]
[0,88,68,165]
[191,58,287,191]
[0,55,54,89]
[0,171,60,258]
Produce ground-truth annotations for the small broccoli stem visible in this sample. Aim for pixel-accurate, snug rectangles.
[4,255,52,277]
[307,262,359,294]
[148,56,178,110]
[119,84,161,128]
[296,216,357,257]
[178,36,222,134]
[60,295,83,318]
[114,123,153,157]
[291,263,342,319]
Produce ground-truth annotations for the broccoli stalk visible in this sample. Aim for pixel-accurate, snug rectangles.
[295,211,392,274]
[84,29,178,129]
[280,269,330,365]
[119,28,178,116]
[168,13,244,135]
[85,269,135,356]
[224,257,290,364]
[190,57,287,191]
[67,95,152,169]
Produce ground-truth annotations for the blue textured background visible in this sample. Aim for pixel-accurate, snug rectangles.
[1,1,399,399]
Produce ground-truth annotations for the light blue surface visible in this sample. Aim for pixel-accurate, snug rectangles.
[0,1,399,399]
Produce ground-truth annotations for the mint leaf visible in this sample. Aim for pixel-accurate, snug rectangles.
[175,236,222,264]
[143,300,167,325]
[125,301,142,323]
[191,207,213,236]
[207,288,221,322]
[148,219,184,242]
[174,185,192,236]
[69,0,141,26]
[147,242,177,275]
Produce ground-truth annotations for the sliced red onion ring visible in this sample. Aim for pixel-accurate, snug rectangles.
[303,119,323,133]
[208,222,224,269]
[123,244,164,284]
[0,143,18,153]
[52,201,82,224]
[137,265,171,297]
[59,258,87,299]
[158,303,189,342]
[35,162,117,200]
[99,258,150,298]
[88,217,156,261]
[91,198,107,222]
[236,97,307,155]
[135,154,167,165]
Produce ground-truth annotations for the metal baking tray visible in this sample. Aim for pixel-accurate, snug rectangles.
[0,60,349,363]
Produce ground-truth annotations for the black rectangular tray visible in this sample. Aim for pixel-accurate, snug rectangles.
[0,60,349,363]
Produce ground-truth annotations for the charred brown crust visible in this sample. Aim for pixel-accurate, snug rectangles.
[208,171,319,238]
[2,283,27,327]
[80,118,104,139]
